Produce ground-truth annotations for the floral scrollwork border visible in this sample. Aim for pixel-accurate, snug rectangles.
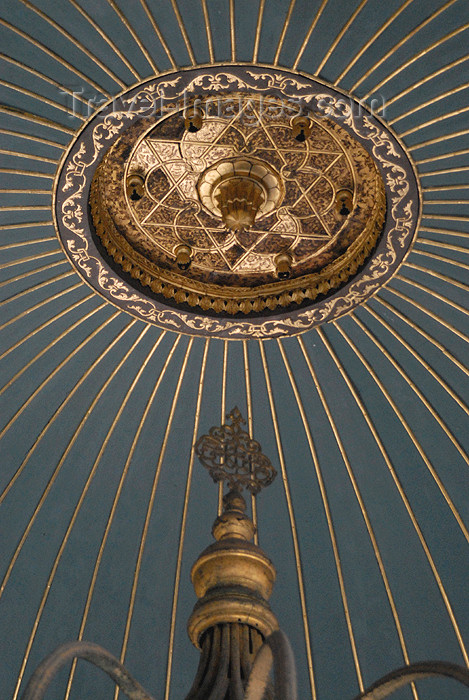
[54,66,420,340]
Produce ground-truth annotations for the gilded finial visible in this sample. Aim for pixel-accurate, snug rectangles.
[194,407,277,495]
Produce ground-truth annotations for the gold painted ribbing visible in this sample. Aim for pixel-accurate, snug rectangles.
[409,129,469,152]
[273,0,296,66]
[68,0,141,80]
[0,282,83,343]
[0,297,101,422]
[243,340,258,544]
[412,248,469,273]
[163,339,209,700]
[417,148,469,165]
[357,306,469,437]
[420,166,469,177]
[400,106,469,139]
[258,340,316,700]
[0,316,135,507]
[0,78,82,121]
[420,225,469,237]
[292,0,329,71]
[0,171,54,181]
[373,295,468,376]
[0,259,67,290]
[252,0,265,63]
[422,185,469,192]
[170,0,196,65]
[352,2,461,94]
[297,335,419,700]
[229,0,236,61]
[0,206,51,212]
[200,0,214,64]
[11,325,151,700]
[0,106,74,136]
[115,337,192,700]
[423,199,469,205]
[277,339,364,694]
[0,53,89,108]
[383,55,469,111]
[315,0,369,75]
[320,325,469,667]
[421,214,469,224]
[417,238,469,255]
[389,83,469,126]
[0,18,111,98]
[385,284,468,344]
[401,262,469,297]
[0,248,62,271]
[0,189,51,194]
[106,0,159,74]
[19,0,127,89]
[334,0,415,85]
[139,0,177,69]
[219,340,229,516]
[64,330,171,700]
[395,272,468,319]
[0,146,59,164]
[0,270,74,309]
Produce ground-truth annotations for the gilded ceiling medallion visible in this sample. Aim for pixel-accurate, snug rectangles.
[54,66,420,339]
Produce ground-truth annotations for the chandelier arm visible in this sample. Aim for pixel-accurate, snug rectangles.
[353,661,469,699]
[20,640,157,700]
[244,630,297,700]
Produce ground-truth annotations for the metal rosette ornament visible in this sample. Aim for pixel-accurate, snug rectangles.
[54,65,420,339]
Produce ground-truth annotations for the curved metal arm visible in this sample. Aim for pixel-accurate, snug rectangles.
[20,641,157,700]
[244,629,297,700]
[353,660,469,699]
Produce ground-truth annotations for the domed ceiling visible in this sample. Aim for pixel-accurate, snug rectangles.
[0,1,468,699]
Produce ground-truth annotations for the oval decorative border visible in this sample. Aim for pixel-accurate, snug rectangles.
[54,65,421,340]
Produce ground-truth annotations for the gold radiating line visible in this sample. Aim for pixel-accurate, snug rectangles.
[201,0,214,63]
[0,315,134,508]
[0,146,59,163]
[385,284,468,344]
[390,83,469,126]
[424,199,469,205]
[258,340,316,700]
[384,55,469,112]
[252,0,265,63]
[0,172,54,181]
[0,269,74,309]
[334,0,415,85]
[116,337,192,700]
[219,340,228,515]
[0,298,104,437]
[409,128,469,152]
[394,273,468,323]
[402,262,468,296]
[274,0,296,66]
[419,224,469,237]
[68,0,141,80]
[0,189,51,194]
[373,295,468,376]
[64,330,169,700]
[420,166,469,177]
[163,339,209,700]
[277,339,364,694]
[416,148,469,165]
[170,0,196,65]
[19,0,127,89]
[0,18,111,98]
[11,325,151,700]
[230,0,236,61]
[0,282,83,343]
[0,106,74,136]
[421,213,469,224]
[417,237,469,255]
[297,335,419,699]
[0,206,51,212]
[319,325,469,667]
[139,0,177,70]
[292,0,329,71]
[400,107,469,139]
[413,248,469,273]
[243,340,258,544]
[0,53,89,108]
[106,0,159,74]
[357,307,469,443]
[0,259,67,290]
[352,2,461,94]
[315,0,369,76]
[0,80,84,121]
[0,248,61,271]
